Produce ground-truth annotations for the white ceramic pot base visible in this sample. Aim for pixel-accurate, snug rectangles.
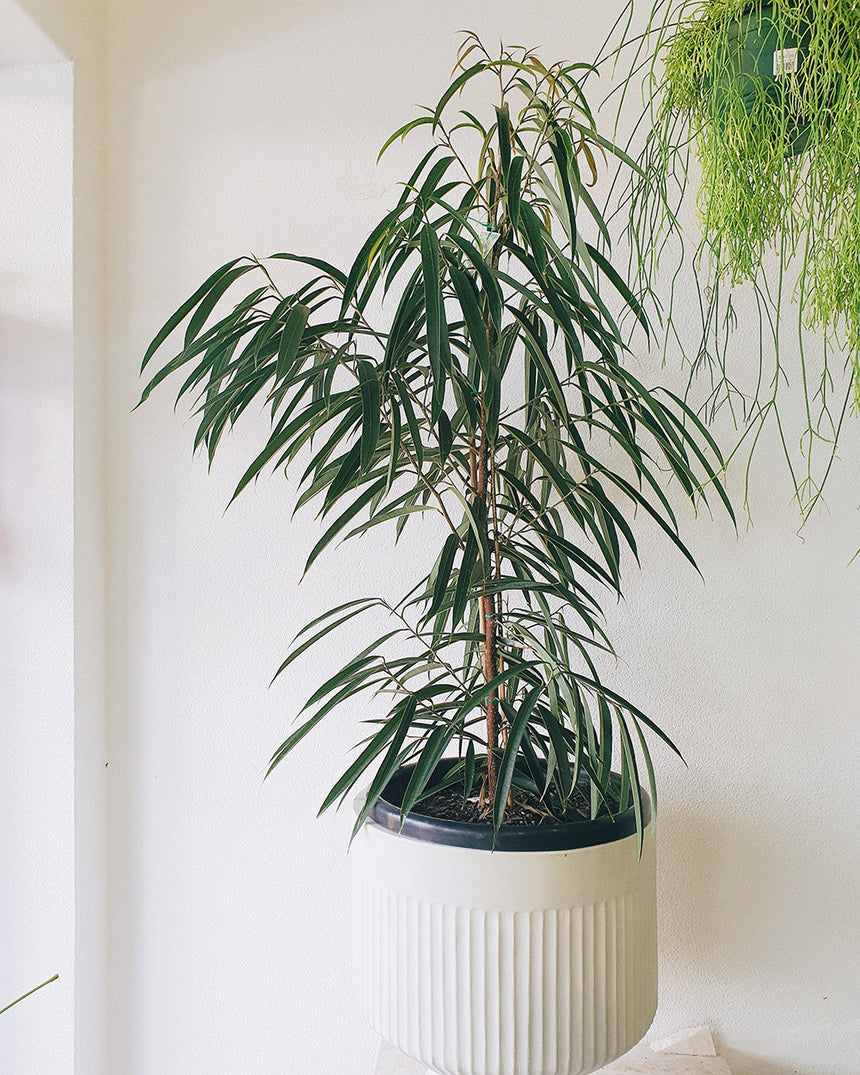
[354,819,657,1075]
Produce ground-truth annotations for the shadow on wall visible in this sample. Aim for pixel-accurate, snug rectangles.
[0,314,73,389]
[721,1051,813,1075]
[662,800,856,970]
[113,0,362,79]
[658,796,858,1072]
[0,313,73,573]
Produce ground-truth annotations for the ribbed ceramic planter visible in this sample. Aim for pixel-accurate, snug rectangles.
[351,770,657,1075]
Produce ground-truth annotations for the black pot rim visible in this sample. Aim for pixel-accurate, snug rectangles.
[367,759,651,853]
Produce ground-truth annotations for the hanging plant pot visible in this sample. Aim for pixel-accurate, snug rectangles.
[709,1,813,156]
[352,762,657,1075]
[655,0,854,288]
[617,0,860,502]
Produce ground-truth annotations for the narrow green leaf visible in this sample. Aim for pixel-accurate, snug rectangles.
[449,264,490,375]
[421,225,450,418]
[495,103,511,177]
[141,259,248,372]
[508,309,567,415]
[464,739,476,801]
[357,360,381,470]
[451,527,478,626]
[271,252,347,286]
[452,661,537,726]
[493,684,542,834]
[353,697,419,837]
[543,709,573,802]
[377,115,435,161]
[184,264,258,348]
[318,720,399,815]
[304,477,387,575]
[506,155,525,233]
[344,503,435,539]
[586,243,649,337]
[617,716,644,855]
[393,372,424,469]
[275,304,310,382]
[430,532,460,615]
[341,204,404,316]
[517,201,548,273]
[433,62,487,130]
[267,680,363,776]
[385,403,402,493]
[400,722,458,819]
[270,601,378,684]
[291,596,380,642]
[447,234,502,329]
[437,409,453,465]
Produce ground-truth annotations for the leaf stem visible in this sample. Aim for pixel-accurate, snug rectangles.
[0,975,59,1017]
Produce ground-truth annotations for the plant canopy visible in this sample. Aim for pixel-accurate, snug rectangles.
[139,36,733,844]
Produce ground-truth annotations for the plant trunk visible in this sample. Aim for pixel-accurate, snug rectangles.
[477,419,499,804]
[480,206,503,809]
[482,593,499,800]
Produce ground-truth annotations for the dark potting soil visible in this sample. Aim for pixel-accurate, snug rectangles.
[414,781,604,827]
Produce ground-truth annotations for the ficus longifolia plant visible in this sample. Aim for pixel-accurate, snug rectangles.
[139,35,733,843]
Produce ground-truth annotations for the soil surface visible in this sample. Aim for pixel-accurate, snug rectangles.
[415,782,601,826]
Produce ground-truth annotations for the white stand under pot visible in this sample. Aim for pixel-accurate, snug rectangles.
[352,777,657,1075]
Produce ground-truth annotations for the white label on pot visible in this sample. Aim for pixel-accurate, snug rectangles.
[773,48,799,77]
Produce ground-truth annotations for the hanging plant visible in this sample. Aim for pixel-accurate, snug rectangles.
[606,0,860,515]
[664,0,860,342]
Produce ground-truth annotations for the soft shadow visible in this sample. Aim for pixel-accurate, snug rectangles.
[655,795,858,1071]
[721,1048,813,1075]
[112,0,361,82]
[0,313,72,388]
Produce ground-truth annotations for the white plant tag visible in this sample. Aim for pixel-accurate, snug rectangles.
[467,213,500,258]
[773,47,799,77]
[373,1040,428,1074]
[650,1025,717,1055]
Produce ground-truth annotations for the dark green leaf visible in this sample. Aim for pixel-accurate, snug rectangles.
[357,360,381,470]
[275,304,310,382]
[430,532,460,615]
[493,684,542,834]
[141,259,250,372]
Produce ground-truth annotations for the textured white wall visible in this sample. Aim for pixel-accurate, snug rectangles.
[94,2,860,1074]
[0,0,64,64]
[0,57,74,1075]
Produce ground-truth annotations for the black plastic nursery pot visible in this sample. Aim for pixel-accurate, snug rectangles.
[368,756,651,852]
[709,1,813,155]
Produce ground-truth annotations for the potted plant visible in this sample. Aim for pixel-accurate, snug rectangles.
[139,36,732,1075]
[608,0,860,517]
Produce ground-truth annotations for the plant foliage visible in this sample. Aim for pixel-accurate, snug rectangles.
[605,0,860,518]
[139,37,732,843]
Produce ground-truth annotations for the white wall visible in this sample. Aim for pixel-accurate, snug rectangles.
[0,57,74,1074]
[0,0,63,63]
[13,0,855,1072]
[10,1,109,1070]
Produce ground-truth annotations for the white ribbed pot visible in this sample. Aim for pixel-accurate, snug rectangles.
[351,768,657,1075]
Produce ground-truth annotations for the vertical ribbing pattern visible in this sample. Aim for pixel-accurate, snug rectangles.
[354,877,656,1075]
